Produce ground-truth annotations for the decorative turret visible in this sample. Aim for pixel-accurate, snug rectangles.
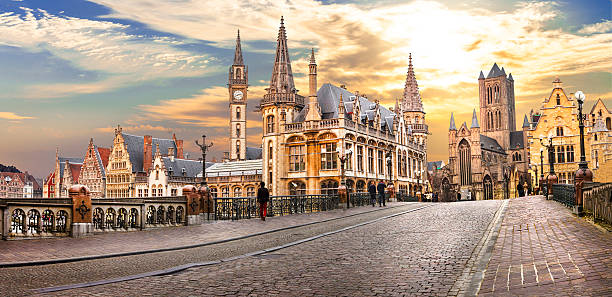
[401,53,423,112]
[305,48,321,122]
[471,109,480,128]
[522,114,530,129]
[449,112,456,130]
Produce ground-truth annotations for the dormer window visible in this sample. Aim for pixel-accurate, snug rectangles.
[556,94,561,105]
[181,168,186,176]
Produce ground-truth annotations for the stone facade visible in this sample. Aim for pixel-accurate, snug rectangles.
[526,79,612,186]
[105,126,184,198]
[0,172,41,198]
[43,149,83,198]
[78,138,110,198]
[260,18,428,196]
[445,64,529,200]
[228,30,248,162]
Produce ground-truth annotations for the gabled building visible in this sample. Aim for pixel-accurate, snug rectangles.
[43,149,83,198]
[1,171,41,198]
[78,138,110,198]
[105,126,185,198]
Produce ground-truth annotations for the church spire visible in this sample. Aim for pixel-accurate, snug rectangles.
[269,16,296,94]
[471,109,480,128]
[233,29,243,65]
[449,112,456,130]
[401,53,423,112]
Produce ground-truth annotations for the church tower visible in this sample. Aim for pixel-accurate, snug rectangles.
[229,30,248,161]
[401,54,428,155]
[478,63,516,150]
[260,17,304,194]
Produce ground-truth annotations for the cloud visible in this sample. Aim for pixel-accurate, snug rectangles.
[0,111,35,120]
[578,20,612,35]
[95,124,174,133]
[0,7,212,98]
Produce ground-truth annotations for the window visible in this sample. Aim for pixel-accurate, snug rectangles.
[236,124,241,137]
[138,189,143,197]
[233,187,242,197]
[144,189,148,197]
[595,150,599,168]
[377,150,383,175]
[556,94,561,105]
[221,187,229,197]
[266,115,275,133]
[345,143,353,171]
[210,187,218,198]
[556,127,564,136]
[566,146,574,162]
[321,143,338,170]
[155,170,159,180]
[320,180,339,196]
[557,146,565,163]
[367,148,374,173]
[357,146,364,172]
[247,187,255,197]
[289,181,306,196]
[236,140,240,155]
[268,141,273,160]
[236,107,241,119]
[171,188,177,196]
[289,145,305,172]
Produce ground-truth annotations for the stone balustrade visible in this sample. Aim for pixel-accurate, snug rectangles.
[583,182,612,225]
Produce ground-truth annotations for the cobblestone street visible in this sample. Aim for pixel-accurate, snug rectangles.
[1,197,610,296]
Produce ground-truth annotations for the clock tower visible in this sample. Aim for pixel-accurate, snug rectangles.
[229,29,248,161]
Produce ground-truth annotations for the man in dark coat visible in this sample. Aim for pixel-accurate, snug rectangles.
[257,181,269,221]
[377,181,386,207]
[367,182,377,207]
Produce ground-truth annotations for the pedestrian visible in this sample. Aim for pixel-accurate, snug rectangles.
[257,181,269,221]
[368,181,377,207]
[377,180,386,207]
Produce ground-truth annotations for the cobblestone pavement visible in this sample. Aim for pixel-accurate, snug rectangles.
[0,203,428,296]
[42,200,502,296]
[478,196,612,296]
[0,202,408,266]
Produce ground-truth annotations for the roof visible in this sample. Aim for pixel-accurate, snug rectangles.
[95,146,110,178]
[427,161,444,171]
[478,71,484,80]
[205,159,263,177]
[480,135,505,154]
[470,109,480,128]
[69,163,82,183]
[161,157,211,178]
[589,98,610,115]
[486,63,506,79]
[509,131,525,149]
[0,172,24,184]
[295,83,396,134]
[121,133,178,173]
[246,147,262,160]
[522,115,530,128]
[58,157,83,180]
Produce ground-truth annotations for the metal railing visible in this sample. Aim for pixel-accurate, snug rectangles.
[551,183,575,208]
[213,194,339,220]
[396,192,419,202]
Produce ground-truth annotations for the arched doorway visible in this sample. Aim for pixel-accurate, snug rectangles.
[483,175,493,200]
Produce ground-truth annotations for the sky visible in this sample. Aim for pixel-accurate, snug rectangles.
[0,0,611,178]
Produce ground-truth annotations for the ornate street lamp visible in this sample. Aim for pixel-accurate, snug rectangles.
[337,146,353,208]
[195,135,213,220]
[539,135,557,200]
[539,148,545,195]
[574,91,593,215]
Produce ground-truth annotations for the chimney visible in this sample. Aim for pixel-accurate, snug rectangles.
[143,135,153,172]
[175,139,184,158]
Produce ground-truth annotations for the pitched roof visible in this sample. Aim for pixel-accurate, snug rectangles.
[161,157,210,178]
[486,63,506,79]
[246,147,262,160]
[478,71,485,80]
[205,159,263,177]
[509,131,525,149]
[480,135,505,154]
[295,83,397,134]
[58,157,83,180]
[94,146,110,178]
[589,98,610,115]
[121,133,178,173]
[522,114,530,128]
[69,163,82,183]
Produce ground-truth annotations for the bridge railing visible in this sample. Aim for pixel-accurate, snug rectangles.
[551,183,575,208]
[213,195,340,221]
[583,182,612,225]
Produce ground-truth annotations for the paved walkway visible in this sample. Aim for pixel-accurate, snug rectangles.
[0,202,410,266]
[478,196,612,296]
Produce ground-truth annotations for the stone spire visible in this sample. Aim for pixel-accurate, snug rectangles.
[233,29,244,65]
[305,48,321,122]
[269,16,296,94]
[449,112,456,130]
[470,109,480,128]
[522,114,530,128]
[401,53,423,112]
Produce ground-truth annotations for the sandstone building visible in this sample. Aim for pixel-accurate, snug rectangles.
[445,64,529,200]
[43,150,83,198]
[77,138,110,198]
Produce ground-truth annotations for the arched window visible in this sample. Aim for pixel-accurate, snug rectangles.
[606,117,611,130]
[236,124,241,138]
[458,139,472,186]
[27,209,40,234]
[56,210,68,232]
[289,181,306,196]
[247,187,255,197]
[356,180,366,192]
[146,206,156,224]
[556,94,561,105]
[11,209,26,234]
[233,187,242,197]
[93,208,104,229]
[320,180,339,196]
[483,175,493,200]
[42,209,54,233]
[117,208,127,229]
[156,206,165,224]
[236,68,242,79]
[222,187,229,197]
[129,208,139,228]
[266,115,275,133]
[176,206,184,224]
[105,208,116,229]
[167,206,175,224]
[236,140,240,155]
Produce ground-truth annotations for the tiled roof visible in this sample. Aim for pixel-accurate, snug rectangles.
[246,147,262,160]
[69,163,82,183]
[480,135,505,154]
[486,63,506,79]
[509,131,524,149]
[206,159,263,177]
[161,157,211,178]
[95,146,110,178]
[58,157,83,180]
[121,133,178,173]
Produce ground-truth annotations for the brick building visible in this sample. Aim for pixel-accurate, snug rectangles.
[43,149,83,198]
[78,138,110,198]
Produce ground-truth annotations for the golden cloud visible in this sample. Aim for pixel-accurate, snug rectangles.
[0,112,35,120]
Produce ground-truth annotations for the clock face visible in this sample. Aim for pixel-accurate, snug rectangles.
[233,90,244,100]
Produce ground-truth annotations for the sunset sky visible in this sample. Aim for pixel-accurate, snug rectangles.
[1,0,610,178]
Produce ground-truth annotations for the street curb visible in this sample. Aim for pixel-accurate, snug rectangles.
[0,203,415,268]
[33,204,434,294]
[453,199,509,297]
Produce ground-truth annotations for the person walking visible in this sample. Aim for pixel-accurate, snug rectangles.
[377,180,386,207]
[257,181,269,221]
[368,181,377,207]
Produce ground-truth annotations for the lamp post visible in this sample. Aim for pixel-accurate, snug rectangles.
[539,135,557,200]
[195,135,213,220]
[574,91,593,215]
[539,148,545,195]
[338,146,352,208]
[385,150,394,201]
[531,164,538,196]
[503,165,509,200]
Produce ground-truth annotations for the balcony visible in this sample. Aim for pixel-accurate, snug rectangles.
[261,93,305,108]
[410,123,428,134]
